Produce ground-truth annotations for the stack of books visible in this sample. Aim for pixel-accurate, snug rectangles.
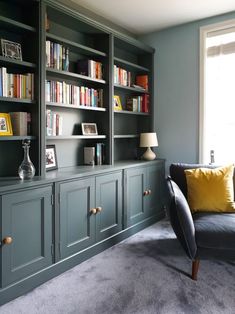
[126,94,149,113]
[77,59,103,79]
[46,40,69,71]
[135,75,148,91]
[9,112,31,136]
[46,109,63,136]
[45,80,103,107]
[0,67,34,99]
[113,65,131,87]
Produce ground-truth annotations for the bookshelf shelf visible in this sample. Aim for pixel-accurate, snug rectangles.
[46,33,107,57]
[0,97,35,104]
[0,16,36,33]
[114,134,139,139]
[46,68,106,84]
[114,84,148,94]
[0,56,36,69]
[114,110,149,116]
[0,136,36,141]
[114,57,149,72]
[46,135,106,140]
[46,102,106,111]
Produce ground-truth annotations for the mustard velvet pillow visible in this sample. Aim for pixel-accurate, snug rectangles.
[184,165,235,213]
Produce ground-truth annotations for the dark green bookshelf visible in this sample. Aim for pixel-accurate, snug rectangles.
[0,56,36,69]
[0,136,36,141]
[0,15,36,33]
[46,33,107,57]
[46,68,106,84]
[114,57,149,72]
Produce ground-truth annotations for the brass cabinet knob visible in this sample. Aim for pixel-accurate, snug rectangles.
[148,189,152,195]
[96,206,102,213]
[143,190,148,196]
[90,208,97,215]
[3,237,13,245]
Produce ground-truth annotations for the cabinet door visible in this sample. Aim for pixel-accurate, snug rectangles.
[124,167,146,227]
[1,186,53,287]
[59,177,95,259]
[95,172,123,242]
[145,165,161,217]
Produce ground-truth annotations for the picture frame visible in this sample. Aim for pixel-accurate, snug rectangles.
[45,145,58,171]
[1,39,22,61]
[81,123,98,135]
[114,95,122,111]
[0,113,13,136]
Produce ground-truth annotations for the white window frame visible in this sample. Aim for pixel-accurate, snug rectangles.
[199,19,235,163]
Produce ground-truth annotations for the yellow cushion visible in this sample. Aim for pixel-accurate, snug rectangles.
[184,165,235,213]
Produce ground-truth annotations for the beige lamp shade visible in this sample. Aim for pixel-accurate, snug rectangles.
[140,132,158,148]
[140,132,158,161]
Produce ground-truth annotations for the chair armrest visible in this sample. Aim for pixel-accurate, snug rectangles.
[166,176,197,260]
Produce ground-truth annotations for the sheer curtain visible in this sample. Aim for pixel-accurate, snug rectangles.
[204,30,235,164]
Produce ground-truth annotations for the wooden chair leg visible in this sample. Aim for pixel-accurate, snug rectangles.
[192,259,200,280]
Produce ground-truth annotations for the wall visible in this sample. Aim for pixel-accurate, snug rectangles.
[140,12,235,172]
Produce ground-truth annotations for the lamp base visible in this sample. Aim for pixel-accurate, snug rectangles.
[142,147,156,161]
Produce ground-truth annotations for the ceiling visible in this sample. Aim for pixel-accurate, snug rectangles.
[70,0,235,35]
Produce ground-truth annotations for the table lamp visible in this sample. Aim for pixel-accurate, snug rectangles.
[140,132,158,160]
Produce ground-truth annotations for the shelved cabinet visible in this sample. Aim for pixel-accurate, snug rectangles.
[0,185,53,287]
[42,1,111,171]
[58,171,122,259]
[113,36,154,162]
[124,163,164,227]
[0,0,40,177]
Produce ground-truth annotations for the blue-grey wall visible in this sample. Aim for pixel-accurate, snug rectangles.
[140,12,235,172]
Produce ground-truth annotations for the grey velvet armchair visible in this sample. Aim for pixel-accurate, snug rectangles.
[166,163,235,280]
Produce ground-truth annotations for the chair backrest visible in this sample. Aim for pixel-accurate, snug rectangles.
[166,176,197,259]
[169,163,216,199]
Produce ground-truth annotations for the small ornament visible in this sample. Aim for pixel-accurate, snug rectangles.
[18,139,35,179]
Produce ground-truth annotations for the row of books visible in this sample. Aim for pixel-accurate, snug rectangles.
[113,65,131,87]
[46,109,63,136]
[46,40,69,71]
[45,80,104,107]
[126,94,149,113]
[113,66,149,91]
[9,112,31,136]
[77,59,103,80]
[0,67,34,99]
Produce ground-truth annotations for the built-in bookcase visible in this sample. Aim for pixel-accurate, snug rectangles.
[0,0,154,177]
[0,0,40,177]
[42,2,111,171]
[113,36,154,162]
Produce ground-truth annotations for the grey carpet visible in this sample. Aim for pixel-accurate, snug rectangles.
[1,220,235,314]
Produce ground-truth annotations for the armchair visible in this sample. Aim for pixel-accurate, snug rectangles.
[166,163,235,280]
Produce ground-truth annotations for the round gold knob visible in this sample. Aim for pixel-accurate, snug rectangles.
[96,206,102,213]
[148,189,152,195]
[90,208,97,215]
[3,237,13,245]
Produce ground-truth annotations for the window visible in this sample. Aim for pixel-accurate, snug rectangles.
[199,20,235,164]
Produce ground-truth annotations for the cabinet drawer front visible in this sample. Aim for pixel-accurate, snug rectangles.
[59,178,95,259]
[95,171,123,242]
[1,186,53,287]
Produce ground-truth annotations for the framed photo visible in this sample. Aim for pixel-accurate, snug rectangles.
[1,39,22,61]
[81,123,98,135]
[114,95,122,111]
[0,113,13,136]
[46,145,58,171]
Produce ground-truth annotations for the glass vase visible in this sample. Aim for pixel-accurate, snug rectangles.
[18,139,35,180]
